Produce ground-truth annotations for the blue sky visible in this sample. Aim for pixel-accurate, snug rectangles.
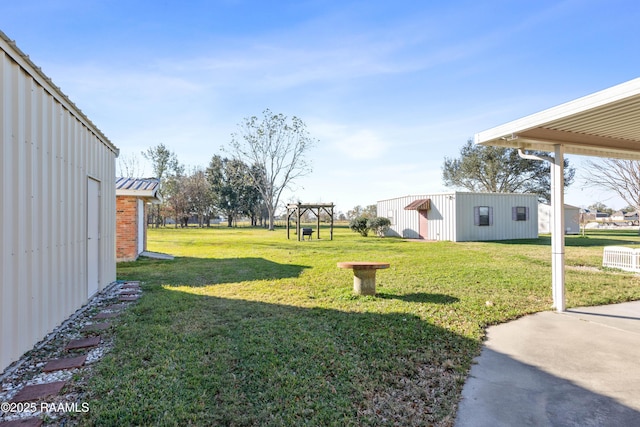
[3,0,640,213]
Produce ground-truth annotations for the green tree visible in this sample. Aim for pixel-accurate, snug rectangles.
[442,140,575,202]
[349,216,370,237]
[588,202,613,215]
[207,155,257,227]
[368,217,391,237]
[227,109,316,230]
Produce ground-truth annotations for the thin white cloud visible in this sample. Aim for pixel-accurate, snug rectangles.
[309,120,389,160]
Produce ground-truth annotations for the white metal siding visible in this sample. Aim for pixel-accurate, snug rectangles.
[1,36,117,372]
[455,193,539,241]
[377,193,458,241]
[423,193,457,241]
[378,195,427,239]
[538,204,580,235]
[378,192,538,242]
[538,204,553,234]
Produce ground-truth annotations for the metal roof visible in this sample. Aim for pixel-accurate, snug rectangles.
[116,177,162,202]
[474,77,640,160]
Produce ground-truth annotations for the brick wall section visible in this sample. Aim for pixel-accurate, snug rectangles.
[116,196,139,262]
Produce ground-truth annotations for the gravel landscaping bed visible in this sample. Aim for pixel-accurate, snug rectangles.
[0,281,139,426]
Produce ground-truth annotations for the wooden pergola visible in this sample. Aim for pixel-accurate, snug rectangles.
[286,203,335,241]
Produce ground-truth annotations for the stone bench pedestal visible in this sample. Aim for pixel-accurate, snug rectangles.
[337,262,390,296]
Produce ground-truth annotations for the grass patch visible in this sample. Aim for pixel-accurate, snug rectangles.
[79,227,640,426]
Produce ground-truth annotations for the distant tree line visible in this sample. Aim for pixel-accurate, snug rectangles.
[136,143,268,228]
[121,110,316,229]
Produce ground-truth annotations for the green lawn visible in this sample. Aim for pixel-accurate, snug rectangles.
[78,227,640,426]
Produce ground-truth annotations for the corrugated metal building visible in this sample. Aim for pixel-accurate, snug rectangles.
[378,192,539,241]
[1,31,118,372]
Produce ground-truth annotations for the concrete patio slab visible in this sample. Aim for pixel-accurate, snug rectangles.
[456,301,640,426]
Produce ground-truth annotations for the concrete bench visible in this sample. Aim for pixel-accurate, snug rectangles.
[337,262,390,296]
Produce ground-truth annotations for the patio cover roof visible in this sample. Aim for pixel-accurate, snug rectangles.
[474,77,640,160]
[474,77,640,312]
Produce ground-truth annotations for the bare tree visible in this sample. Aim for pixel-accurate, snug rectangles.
[142,143,180,227]
[583,159,640,212]
[117,153,143,178]
[184,167,215,227]
[583,159,640,235]
[227,109,316,230]
[164,173,189,228]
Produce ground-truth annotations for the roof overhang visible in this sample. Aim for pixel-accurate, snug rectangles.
[474,77,640,160]
[116,190,162,204]
[404,199,430,211]
[116,177,162,204]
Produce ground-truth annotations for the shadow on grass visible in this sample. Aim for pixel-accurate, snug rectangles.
[83,285,476,426]
[492,234,640,248]
[377,292,459,304]
[119,256,311,285]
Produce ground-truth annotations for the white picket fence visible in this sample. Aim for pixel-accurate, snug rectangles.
[602,246,640,272]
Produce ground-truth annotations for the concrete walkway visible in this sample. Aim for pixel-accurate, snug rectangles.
[455,301,640,426]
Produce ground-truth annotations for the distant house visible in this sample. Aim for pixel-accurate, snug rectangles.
[1,31,118,372]
[611,210,639,223]
[538,204,580,234]
[377,192,539,241]
[611,210,626,221]
[624,211,639,223]
[581,209,611,222]
[116,177,162,262]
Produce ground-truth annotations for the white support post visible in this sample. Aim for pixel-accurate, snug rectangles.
[551,144,566,312]
[519,147,566,311]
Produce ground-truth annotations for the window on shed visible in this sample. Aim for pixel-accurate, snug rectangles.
[512,206,529,221]
[387,210,395,225]
[474,206,493,226]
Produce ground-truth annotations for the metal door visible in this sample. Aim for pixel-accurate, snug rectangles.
[87,178,100,297]
[418,210,428,239]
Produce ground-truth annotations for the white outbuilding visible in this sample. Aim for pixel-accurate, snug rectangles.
[538,203,580,235]
[377,192,539,241]
[0,31,119,372]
